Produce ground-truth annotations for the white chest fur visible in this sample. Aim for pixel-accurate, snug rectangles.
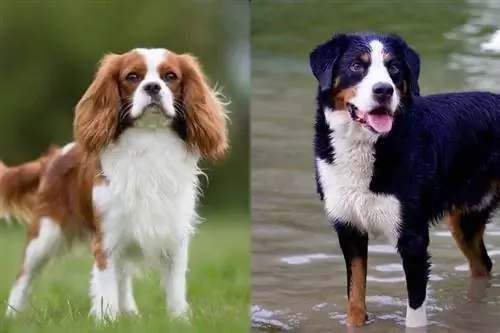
[93,128,200,263]
[317,111,402,244]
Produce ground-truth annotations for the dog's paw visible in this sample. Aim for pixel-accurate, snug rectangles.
[169,301,191,322]
[4,305,20,318]
[122,301,140,317]
[90,302,120,324]
[123,308,140,317]
[405,302,428,328]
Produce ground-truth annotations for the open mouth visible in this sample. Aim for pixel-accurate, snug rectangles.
[347,103,395,134]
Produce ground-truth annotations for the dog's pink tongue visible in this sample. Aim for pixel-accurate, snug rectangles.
[366,113,394,133]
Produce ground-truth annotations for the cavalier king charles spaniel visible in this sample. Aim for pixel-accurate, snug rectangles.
[3,48,228,321]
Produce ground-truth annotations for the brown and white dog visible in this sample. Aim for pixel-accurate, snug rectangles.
[3,48,228,321]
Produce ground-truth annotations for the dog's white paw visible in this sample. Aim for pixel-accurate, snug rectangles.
[123,307,140,317]
[90,300,120,323]
[122,300,140,316]
[169,301,191,322]
[405,301,428,328]
[4,305,20,318]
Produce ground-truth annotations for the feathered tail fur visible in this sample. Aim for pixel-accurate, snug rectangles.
[0,145,60,223]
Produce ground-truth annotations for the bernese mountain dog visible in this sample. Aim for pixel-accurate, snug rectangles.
[310,31,500,328]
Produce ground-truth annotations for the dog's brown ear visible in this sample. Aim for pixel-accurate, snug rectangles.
[74,54,122,154]
[179,54,229,160]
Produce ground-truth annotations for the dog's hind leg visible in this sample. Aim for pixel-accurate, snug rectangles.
[446,208,492,277]
[5,217,63,317]
[334,223,368,326]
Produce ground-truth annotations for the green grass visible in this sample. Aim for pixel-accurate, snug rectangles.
[0,216,250,333]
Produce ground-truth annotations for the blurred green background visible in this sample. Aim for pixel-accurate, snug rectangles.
[0,0,249,217]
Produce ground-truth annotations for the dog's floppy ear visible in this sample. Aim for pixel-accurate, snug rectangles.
[403,45,421,96]
[309,34,349,93]
[389,34,421,97]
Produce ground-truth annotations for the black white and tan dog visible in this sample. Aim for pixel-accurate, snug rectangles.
[310,31,500,328]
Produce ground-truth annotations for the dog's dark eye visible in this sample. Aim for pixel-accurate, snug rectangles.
[349,62,364,73]
[388,64,399,75]
[162,72,178,82]
[126,72,141,82]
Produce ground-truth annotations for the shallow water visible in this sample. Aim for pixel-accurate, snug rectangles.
[251,1,500,332]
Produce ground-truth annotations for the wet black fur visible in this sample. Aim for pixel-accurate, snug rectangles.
[310,31,499,315]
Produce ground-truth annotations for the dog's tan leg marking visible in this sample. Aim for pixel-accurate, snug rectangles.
[347,256,368,326]
[446,211,489,277]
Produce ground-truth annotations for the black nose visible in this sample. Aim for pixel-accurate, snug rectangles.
[372,82,394,104]
[144,82,161,96]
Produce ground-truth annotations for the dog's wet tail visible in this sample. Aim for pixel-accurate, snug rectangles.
[0,145,60,224]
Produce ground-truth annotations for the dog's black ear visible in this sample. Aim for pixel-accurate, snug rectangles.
[389,34,421,97]
[309,34,349,93]
[403,45,421,96]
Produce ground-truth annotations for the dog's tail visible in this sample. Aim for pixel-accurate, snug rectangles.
[0,145,61,224]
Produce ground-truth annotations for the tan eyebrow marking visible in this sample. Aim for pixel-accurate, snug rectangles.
[360,53,370,63]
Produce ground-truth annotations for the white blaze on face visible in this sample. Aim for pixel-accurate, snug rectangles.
[347,40,401,135]
[130,48,176,119]
[349,40,400,113]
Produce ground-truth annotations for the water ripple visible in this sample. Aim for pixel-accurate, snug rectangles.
[251,305,294,331]
[368,244,397,254]
[375,263,403,272]
[280,253,341,265]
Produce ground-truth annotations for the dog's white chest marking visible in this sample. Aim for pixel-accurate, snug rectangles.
[317,111,401,243]
[94,128,199,263]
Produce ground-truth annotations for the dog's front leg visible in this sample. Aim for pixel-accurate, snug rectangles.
[162,237,191,320]
[334,222,369,326]
[397,228,430,328]
[89,236,121,322]
[117,271,139,315]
